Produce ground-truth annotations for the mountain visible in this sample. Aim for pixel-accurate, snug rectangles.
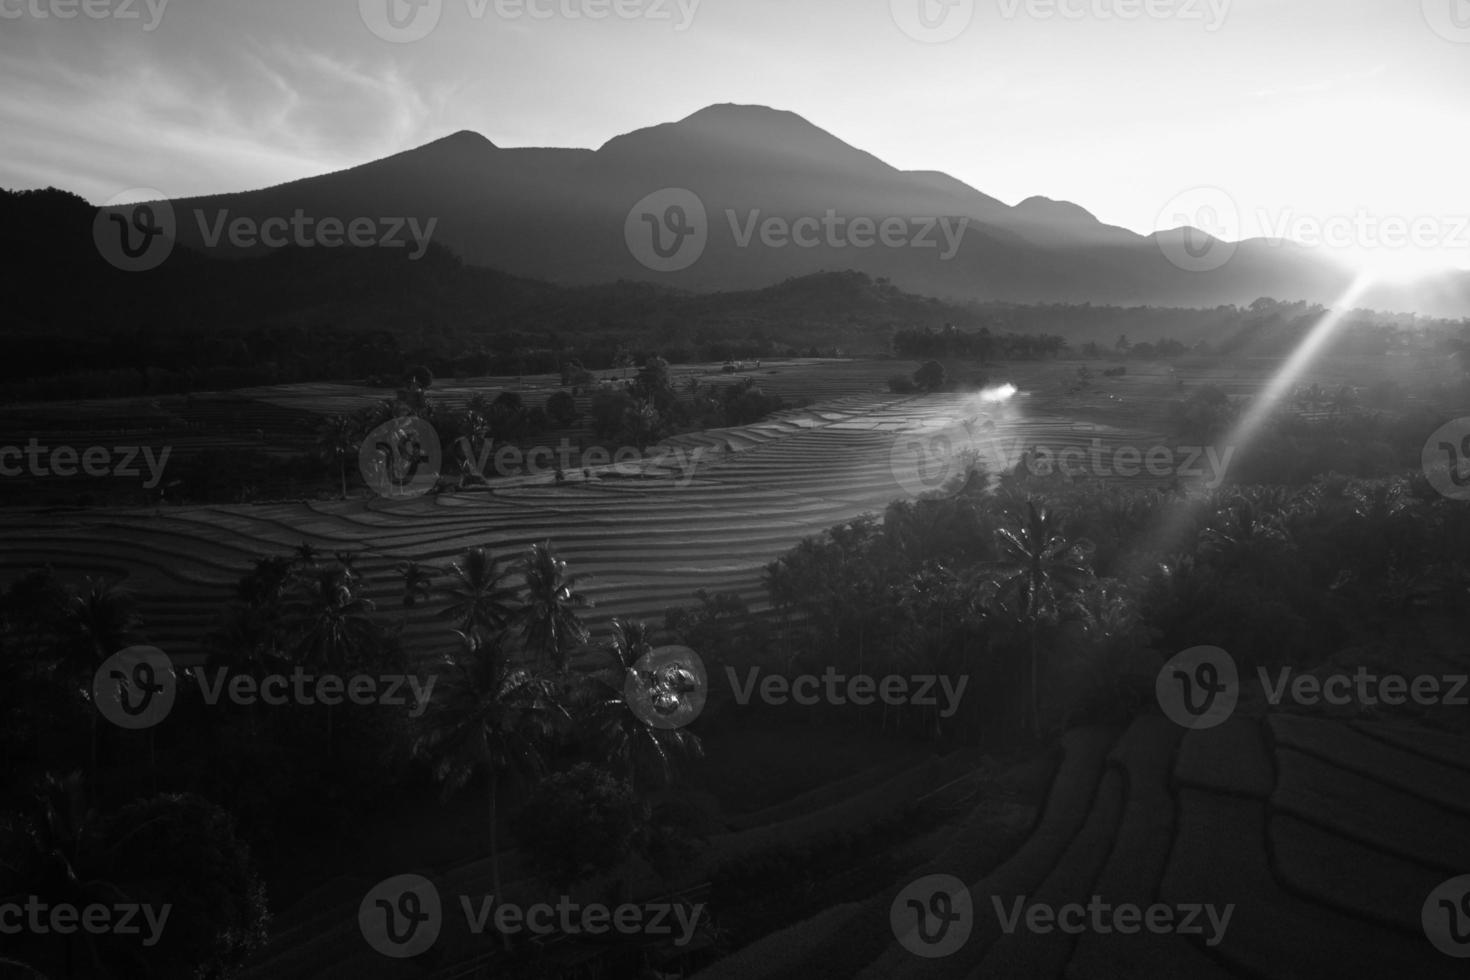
[119,104,1470,316]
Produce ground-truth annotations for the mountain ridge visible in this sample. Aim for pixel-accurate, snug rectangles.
[88,103,1470,317]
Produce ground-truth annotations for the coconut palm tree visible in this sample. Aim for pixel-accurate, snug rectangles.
[281,563,377,672]
[412,629,561,946]
[1198,493,1291,572]
[590,619,703,790]
[515,542,591,673]
[983,501,1094,737]
[315,414,359,499]
[64,578,143,780]
[333,550,363,584]
[280,563,379,757]
[437,547,518,635]
[396,560,437,610]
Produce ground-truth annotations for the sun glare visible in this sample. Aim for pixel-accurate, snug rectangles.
[1347,248,1467,284]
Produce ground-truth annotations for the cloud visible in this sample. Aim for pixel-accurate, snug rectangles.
[0,32,453,201]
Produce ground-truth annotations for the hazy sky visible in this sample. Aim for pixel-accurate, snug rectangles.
[3,0,1467,272]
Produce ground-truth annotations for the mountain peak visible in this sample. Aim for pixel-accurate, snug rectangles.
[1014,195,1099,225]
[679,102,801,123]
[671,103,834,143]
[596,103,892,179]
[426,129,498,150]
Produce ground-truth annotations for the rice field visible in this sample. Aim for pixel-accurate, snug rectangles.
[0,355,1421,664]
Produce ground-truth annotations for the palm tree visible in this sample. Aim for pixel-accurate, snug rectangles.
[591,619,703,790]
[238,555,295,609]
[438,547,519,635]
[280,563,379,757]
[515,542,592,673]
[206,602,288,675]
[334,550,363,584]
[281,564,378,672]
[984,501,1094,737]
[203,602,290,750]
[1198,493,1290,572]
[66,578,142,664]
[315,414,359,499]
[396,560,437,610]
[64,578,143,780]
[412,629,561,945]
[453,403,492,486]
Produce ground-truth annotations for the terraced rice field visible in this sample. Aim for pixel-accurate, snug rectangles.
[0,356,1404,663]
[234,697,1470,979]
[695,701,1470,979]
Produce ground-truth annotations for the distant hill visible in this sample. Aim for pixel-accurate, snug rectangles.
[121,102,1470,317]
